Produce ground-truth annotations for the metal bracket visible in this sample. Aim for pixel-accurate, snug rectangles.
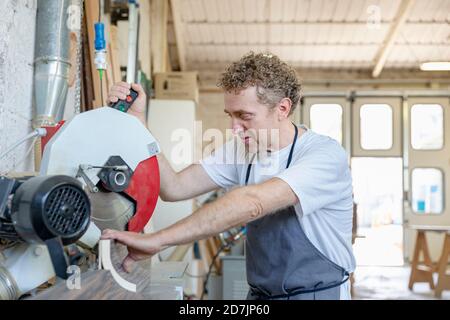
[147,141,160,158]
[76,166,99,193]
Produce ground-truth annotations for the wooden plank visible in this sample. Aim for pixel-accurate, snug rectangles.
[84,5,119,107]
[84,0,102,107]
[372,0,414,78]
[151,0,169,73]
[109,25,122,84]
[170,0,187,71]
[138,0,152,76]
[81,6,94,112]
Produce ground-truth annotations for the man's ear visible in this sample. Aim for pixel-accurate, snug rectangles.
[278,98,293,120]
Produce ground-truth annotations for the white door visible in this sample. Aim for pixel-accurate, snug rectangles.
[351,96,404,266]
[404,97,450,262]
[302,96,350,152]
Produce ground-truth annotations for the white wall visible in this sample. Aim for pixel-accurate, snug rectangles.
[0,0,37,174]
[146,99,197,260]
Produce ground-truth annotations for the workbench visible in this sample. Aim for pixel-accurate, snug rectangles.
[27,243,187,300]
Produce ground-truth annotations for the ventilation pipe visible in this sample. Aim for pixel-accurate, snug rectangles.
[33,0,72,128]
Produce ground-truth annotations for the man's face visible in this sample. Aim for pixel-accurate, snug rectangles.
[224,86,279,146]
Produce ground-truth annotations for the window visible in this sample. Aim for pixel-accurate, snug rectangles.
[310,104,343,144]
[411,168,444,214]
[411,104,444,150]
[360,104,393,150]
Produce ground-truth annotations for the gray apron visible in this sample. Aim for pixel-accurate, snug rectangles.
[245,124,349,300]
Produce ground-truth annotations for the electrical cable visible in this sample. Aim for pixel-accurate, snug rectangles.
[200,244,226,300]
[2,137,39,176]
[99,69,104,106]
[0,129,47,161]
[97,0,104,106]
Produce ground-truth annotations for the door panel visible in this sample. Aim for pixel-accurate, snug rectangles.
[352,97,402,157]
[405,97,450,262]
[302,97,350,152]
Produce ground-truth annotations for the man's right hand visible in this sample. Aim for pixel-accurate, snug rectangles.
[107,82,147,125]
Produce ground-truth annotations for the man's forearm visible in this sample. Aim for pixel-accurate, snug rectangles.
[156,153,180,200]
[151,186,261,249]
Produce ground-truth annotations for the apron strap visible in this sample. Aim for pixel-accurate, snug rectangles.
[245,123,298,185]
[250,271,351,300]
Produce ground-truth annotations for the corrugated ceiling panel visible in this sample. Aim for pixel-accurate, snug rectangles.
[398,23,424,44]
[180,0,194,22]
[269,0,283,22]
[202,45,213,62]
[282,0,298,22]
[186,24,200,43]
[282,23,292,44]
[187,22,392,45]
[393,45,414,63]
[382,0,402,21]
[217,44,227,62]
[408,0,435,22]
[255,0,268,22]
[230,0,244,22]
[293,24,306,43]
[202,0,219,22]
[189,0,206,22]
[320,0,339,21]
[350,23,389,44]
[315,24,332,44]
[332,0,352,22]
[210,24,224,44]
[233,24,247,44]
[303,23,316,43]
[433,0,450,21]
[344,0,366,22]
[387,44,450,64]
[216,0,231,22]
[256,24,268,44]
[295,0,311,22]
[222,24,235,44]
[397,22,450,44]
[428,23,450,43]
[268,24,281,43]
[422,0,446,21]
[308,0,324,22]
[243,0,258,22]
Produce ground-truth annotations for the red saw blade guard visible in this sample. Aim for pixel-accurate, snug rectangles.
[124,156,160,232]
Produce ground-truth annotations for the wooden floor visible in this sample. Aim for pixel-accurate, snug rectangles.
[352,265,450,300]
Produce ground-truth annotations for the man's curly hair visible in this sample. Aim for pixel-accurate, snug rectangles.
[217,52,302,115]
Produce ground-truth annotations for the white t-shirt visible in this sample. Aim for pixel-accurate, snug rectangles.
[200,126,356,300]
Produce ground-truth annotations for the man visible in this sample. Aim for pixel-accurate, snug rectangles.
[103,52,356,300]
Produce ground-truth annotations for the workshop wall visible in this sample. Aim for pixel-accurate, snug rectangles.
[197,92,229,154]
[0,0,37,174]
